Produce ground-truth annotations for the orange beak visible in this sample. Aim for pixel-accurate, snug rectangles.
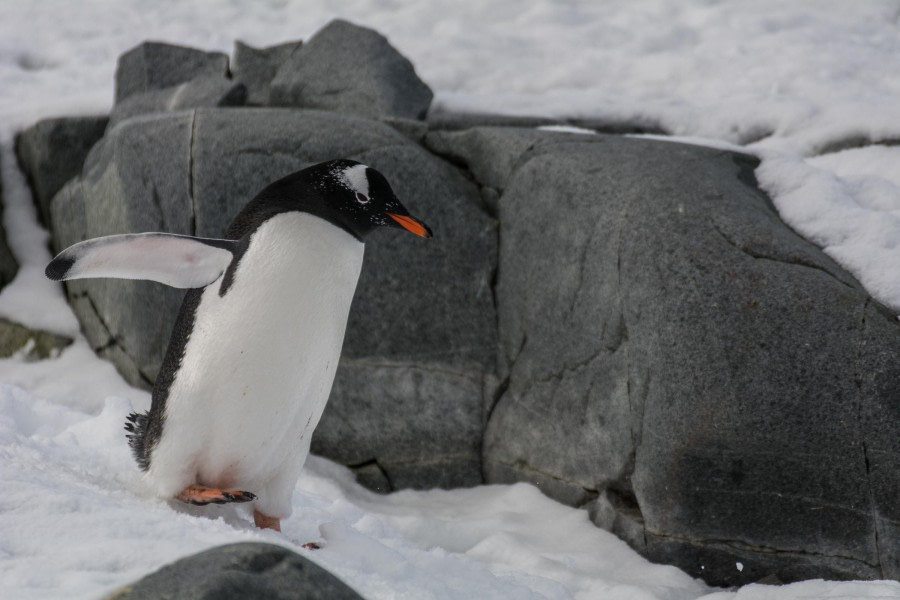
[386,212,433,238]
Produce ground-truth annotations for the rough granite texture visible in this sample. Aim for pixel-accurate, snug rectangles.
[232,40,302,106]
[427,126,900,585]
[109,543,362,599]
[115,41,229,103]
[108,75,246,129]
[50,107,495,490]
[50,112,195,387]
[14,115,108,227]
[270,19,433,120]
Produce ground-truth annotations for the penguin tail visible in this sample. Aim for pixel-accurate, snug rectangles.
[124,411,152,471]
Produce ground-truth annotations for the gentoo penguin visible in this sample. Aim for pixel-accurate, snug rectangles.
[46,159,431,531]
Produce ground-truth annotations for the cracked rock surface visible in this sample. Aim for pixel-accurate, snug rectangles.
[429,127,900,585]
[110,542,362,599]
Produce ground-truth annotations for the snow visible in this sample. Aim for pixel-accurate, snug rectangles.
[0,0,899,598]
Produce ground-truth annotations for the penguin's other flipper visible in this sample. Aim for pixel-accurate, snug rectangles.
[45,233,239,289]
[176,485,257,506]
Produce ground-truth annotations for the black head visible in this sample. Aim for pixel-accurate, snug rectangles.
[226,159,432,241]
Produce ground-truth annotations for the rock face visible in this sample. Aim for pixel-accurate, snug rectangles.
[15,116,108,228]
[110,542,362,599]
[108,75,246,129]
[270,20,433,120]
[50,107,494,489]
[115,41,229,103]
[426,127,900,585]
[232,40,302,106]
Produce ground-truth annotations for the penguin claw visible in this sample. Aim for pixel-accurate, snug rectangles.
[176,485,256,505]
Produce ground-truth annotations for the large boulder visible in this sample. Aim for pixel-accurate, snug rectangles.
[232,40,302,106]
[14,116,108,227]
[115,41,229,103]
[108,75,246,129]
[426,127,900,585]
[110,542,362,599]
[50,107,495,491]
[270,20,433,120]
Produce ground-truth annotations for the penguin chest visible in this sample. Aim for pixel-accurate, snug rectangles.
[154,212,364,489]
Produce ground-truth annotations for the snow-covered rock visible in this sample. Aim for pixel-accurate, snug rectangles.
[111,542,364,599]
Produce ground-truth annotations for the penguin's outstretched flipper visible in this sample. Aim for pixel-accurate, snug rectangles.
[46,233,239,289]
[176,485,257,505]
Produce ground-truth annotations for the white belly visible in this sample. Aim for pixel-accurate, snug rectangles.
[144,212,364,517]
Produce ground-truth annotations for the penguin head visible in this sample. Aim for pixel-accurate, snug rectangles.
[231,159,433,242]
[318,159,433,240]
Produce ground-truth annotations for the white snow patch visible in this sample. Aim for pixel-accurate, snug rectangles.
[537,124,597,135]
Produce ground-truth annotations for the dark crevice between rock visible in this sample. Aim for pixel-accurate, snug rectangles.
[855,296,883,574]
[490,457,598,502]
[79,290,154,389]
[188,109,198,237]
[646,528,880,568]
[613,181,644,543]
[728,153,783,217]
[348,457,394,494]
[814,136,900,157]
[147,181,168,233]
[483,374,509,430]
[422,143,501,219]
[711,221,857,291]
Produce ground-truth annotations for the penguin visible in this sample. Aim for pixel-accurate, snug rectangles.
[46,159,432,532]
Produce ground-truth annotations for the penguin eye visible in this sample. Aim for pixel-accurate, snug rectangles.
[356,192,370,204]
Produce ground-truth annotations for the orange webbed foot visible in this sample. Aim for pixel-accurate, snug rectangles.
[176,484,256,506]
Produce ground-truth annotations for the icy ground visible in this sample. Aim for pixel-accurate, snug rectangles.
[1,1,900,598]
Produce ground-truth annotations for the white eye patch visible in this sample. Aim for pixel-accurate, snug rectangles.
[338,163,370,198]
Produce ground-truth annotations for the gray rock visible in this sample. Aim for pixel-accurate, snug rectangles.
[0,152,17,288]
[14,116,108,227]
[270,19,433,120]
[0,317,72,360]
[115,41,228,103]
[432,127,900,585]
[109,75,246,129]
[108,542,362,599]
[50,112,194,388]
[51,107,495,489]
[427,109,561,132]
[232,40,302,105]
